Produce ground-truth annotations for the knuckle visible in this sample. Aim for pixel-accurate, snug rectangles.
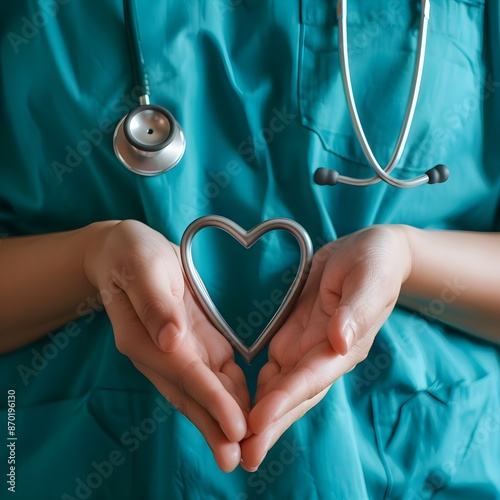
[160,326,185,353]
[140,294,167,331]
[296,365,327,395]
[170,369,188,395]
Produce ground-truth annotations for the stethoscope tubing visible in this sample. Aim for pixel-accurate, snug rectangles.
[337,0,432,187]
[124,0,150,99]
[115,0,447,187]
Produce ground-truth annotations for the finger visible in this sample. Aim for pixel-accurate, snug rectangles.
[217,361,252,417]
[248,340,348,434]
[171,357,248,442]
[253,360,282,405]
[249,334,371,434]
[216,368,252,440]
[106,290,247,443]
[241,390,327,472]
[322,263,399,355]
[135,361,242,473]
[122,245,188,352]
[250,309,386,436]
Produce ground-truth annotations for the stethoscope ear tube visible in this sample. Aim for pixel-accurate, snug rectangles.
[315,0,449,189]
[314,164,449,187]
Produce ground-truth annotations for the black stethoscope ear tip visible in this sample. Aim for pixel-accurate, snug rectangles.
[314,168,339,186]
[426,164,450,184]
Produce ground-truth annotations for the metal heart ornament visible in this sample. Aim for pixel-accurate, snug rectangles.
[180,216,313,364]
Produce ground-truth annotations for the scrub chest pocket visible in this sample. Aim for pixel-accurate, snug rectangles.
[298,0,486,174]
[372,374,500,499]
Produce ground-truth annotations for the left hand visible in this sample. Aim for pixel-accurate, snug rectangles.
[240,225,413,471]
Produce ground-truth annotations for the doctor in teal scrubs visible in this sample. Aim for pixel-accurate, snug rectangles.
[1,1,499,498]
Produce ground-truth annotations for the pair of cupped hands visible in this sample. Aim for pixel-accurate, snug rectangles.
[84,220,413,473]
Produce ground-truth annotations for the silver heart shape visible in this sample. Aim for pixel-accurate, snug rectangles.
[180,216,313,364]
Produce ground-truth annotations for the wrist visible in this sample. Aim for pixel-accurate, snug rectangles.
[81,220,122,289]
[395,224,421,292]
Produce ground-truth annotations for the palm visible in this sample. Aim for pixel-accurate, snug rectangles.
[177,284,239,368]
[251,258,343,416]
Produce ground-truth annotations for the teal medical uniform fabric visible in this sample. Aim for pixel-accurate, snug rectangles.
[1,1,500,498]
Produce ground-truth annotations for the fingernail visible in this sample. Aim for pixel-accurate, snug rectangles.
[343,323,354,353]
[241,459,259,473]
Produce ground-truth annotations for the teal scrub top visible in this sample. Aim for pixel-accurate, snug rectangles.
[1,1,500,499]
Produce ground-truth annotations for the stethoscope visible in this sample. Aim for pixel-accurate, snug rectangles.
[113,0,186,176]
[114,0,449,188]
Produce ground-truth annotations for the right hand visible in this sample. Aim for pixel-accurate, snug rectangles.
[83,220,250,472]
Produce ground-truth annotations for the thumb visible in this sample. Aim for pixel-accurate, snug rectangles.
[323,268,399,356]
[326,305,357,356]
[124,259,188,353]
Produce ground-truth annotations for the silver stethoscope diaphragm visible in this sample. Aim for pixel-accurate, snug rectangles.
[114,101,186,176]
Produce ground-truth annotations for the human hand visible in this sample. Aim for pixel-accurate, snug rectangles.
[240,225,413,471]
[83,220,250,472]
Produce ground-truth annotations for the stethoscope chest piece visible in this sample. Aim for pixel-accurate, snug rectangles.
[113,104,186,176]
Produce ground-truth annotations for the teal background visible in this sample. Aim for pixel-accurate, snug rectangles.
[1,1,499,498]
